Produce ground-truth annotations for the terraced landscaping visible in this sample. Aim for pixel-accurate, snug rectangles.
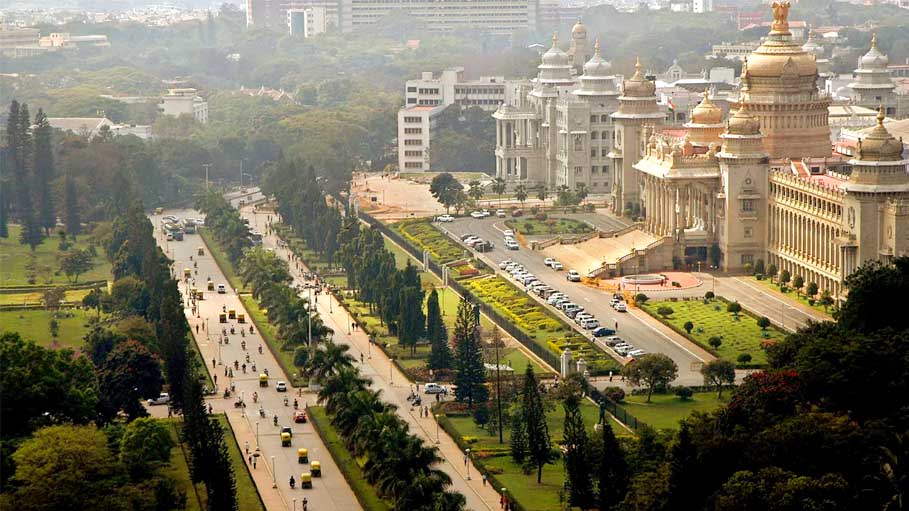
[465,275,619,373]
[639,297,779,366]
[504,217,593,236]
[393,219,465,264]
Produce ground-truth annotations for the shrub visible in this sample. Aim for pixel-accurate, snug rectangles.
[766,264,778,279]
[708,336,723,349]
[530,206,540,215]
[704,291,715,300]
[675,386,694,401]
[737,353,753,365]
[792,275,804,294]
[755,273,764,280]
[743,263,754,275]
[726,301,742,316]
[780,269,791,285]
[683,321,694,334]
[753,259,765,275]
[657,306,674,318]
[534,213,548,221]
[807,282,819,298]
[757,316,771,330]
[634,293,649,304]
[603,386,625,403]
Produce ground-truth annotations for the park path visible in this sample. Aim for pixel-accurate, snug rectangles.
[241,205,503,511]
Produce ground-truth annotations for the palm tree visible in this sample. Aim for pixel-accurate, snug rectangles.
[575,182,589,204]
[515,184,528,210]
[492,177,506,207]
[306,340,356,383]
[467,180,484,206]
[535,183,547,203]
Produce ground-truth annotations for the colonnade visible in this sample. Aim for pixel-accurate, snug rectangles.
[642,174,715,239]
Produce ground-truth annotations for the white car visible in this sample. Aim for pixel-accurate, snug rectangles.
[464,237,482,246]
[581,318,601,330]
[424,383,448,394]
[615,302,628,312]
[436,214,454,223]
[496,209,506,218]
[503,229,515,238]
[499,259,513,269]
[628,349,647,359]
[543,258,555,267]
[480,209,491,217]
[217,284,226,294]
[547,293,566,305]
[470,211,485,219]
[551,261,564,271]
[276,381,288,392]
[566,270,581,282]
[505,239,519,250]
[147,393,170,406]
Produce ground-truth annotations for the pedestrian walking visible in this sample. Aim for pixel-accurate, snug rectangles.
[482,474,487,486]
[224,367,228,376]
[253,458,257,469]
[248,455,252,465]
[196,324,199,334]
[424,405,429,417]
[208,404,213,414]
[615,320,618,330]
[214,375,218,385]
[212,358,216,368]
[245,441,249,454]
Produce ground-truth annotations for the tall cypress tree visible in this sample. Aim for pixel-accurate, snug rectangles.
[32,109,55,235]
[666,421,699,511]
[17,191,42,250]
[522,363,552,483]
[158,286,189,413]
[563,394,595,508]
[597,414,628,511]
[510,405,528,464]
[204,419,238,511]
[1,101,18,237]
[62,171,80,238]
[452,298,487,408]
[397,263,424,356]
[426,287,451,369]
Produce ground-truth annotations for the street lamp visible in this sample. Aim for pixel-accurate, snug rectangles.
[435,414,440,444]
[389,358,394,385]
[465,448,471,480]
[293,499,296,511]
[271,456,276,488]
[256,421,260,448]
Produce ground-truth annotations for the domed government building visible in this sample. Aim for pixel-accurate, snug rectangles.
[494,2,909,298]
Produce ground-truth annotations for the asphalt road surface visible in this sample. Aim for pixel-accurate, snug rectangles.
[152,208,361,511]
[438,216,711,385]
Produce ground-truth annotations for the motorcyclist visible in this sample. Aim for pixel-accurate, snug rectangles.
[258,345,263,354]
[293,398,298,409]
[273,414,278,426]
[241,363,246,373]
[289,476,295,489]
[234,360,239,370]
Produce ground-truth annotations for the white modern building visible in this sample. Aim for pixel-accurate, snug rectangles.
[397,105,446,172]
[158,88,209,124]
[287,7,327,37]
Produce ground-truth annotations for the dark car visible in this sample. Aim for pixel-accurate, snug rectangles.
[592,327,617,337]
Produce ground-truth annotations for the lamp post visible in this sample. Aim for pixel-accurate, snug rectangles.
[241,391,245,416]
[271,456,276,488]
[203,163,212,190]
[435,414,440,444]
[255,421,260,448]
[465,448,471,480]
[293,499,296,511]
[389,358,394,386]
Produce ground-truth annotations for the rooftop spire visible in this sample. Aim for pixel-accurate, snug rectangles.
[594,37,600,56]
[877,104,885,126]
[871,32,877,49]
[552,32,558,48]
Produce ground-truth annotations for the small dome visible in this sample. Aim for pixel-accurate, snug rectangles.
[691,90,723,125]
[726,102,760,136]
[859,33,889,70]
[857,107,903,161]
[802,31,824,58]
[622,57,655,97]
[572,19,587,38]
[583,38,612,77]
[541,32,569,67]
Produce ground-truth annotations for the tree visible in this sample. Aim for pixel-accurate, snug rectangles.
[683,321,694,334]
[708,336,723,350]
[492,177,506,206]
[700,359,735,398]
[535,183,547,203]
[10,425,127,511]
[306,341,355,383]
[737,353,752,365]
[819,290,834,312]
[806,281,819,298]
[429,173,462,214]
[575,182,589,204]
[779,269,791,286]
[666,422,698,511]
[792,275,804,295]
[42,286,65,310]
[119,417,173,478]
[510,406,528,464]
[726,301,742,317]
[753,259,765,275]
[597,413,628,511]
[657,306,674,318]
[622,353,678,403]
[556,184,575,208]
[713,467,850,511]
[62,171,81,238]
[515,184,528,209]
[522,363,553,483]
[838,257,909,333]
[17,191,42,251]
[467,180,484,205]
[32,109,56,236]
[757,316,771,331]
[452,298,487,408]
[49,319,59,341]
[99,339,164,421]
[426,288,452,370]
[562,395,595,508]
[635,293,649,304]
[60,248,93,283]
[397,265,425,356]
[704,291,714,300]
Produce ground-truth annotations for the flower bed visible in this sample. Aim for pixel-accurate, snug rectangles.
[393,219,465,264]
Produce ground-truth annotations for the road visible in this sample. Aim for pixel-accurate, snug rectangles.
[239,204,502,511]
[438,216,713,386]
[152,208,361,511]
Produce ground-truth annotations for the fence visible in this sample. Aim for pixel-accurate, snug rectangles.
[587,387,647,433]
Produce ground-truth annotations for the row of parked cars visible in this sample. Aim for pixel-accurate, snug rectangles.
[469,209,507,219]
[601,334,647,359]
[502,229,519,250]
[460,233,494,252]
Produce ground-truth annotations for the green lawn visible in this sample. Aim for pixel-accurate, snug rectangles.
[747,276,834,317]
[307,406,391,511]
[162,416,265,511]
[0,308,97,349]
[238,294,302,387]
[504,218,592,236]
[392,219,466,264]
[0,225,111,288]
[199,228,245,293]
[640,298,778,365]
[620,392,725,431]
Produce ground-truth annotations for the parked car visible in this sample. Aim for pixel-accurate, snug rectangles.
[615,344,634,355]
[566,308,585,319]
[505,239,519,250]
[424,383,448,394]
[147,393,170,406]
[615,303,628,312]
[566,270,581,282]
[551,261,564,271]
[581,318,601,330]
[575,312,593,323]
[503,229,515,238]
[544,257,555,267]
[547,293,567,305]
[461,233,476,241]
[592,327,617,337]
[481,209,491,217]
[604,336,624,346]
[470,211,485,219]
[496,209,506,218]
[435,214,454,223]
[275,381,288,392]
[499,259,513,269]
[610,297,623,308]
[628,349,647,359]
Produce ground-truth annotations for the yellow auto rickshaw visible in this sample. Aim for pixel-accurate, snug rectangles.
[300,472,312,489]
[183,268,191,279]
[207,280,214,291]
[228,309,236,320]
[197,247,204,256]
[259,374,268,387]
[194,290,204,300]
[154,207,164,215]
[219,313,227,323]
[237,313,246,324]
[311,461,321,477]
[298,448,309,464]
[281,432,292,447]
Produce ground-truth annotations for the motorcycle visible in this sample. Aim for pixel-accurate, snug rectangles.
[273,415,278,426]
[258,345,263,354]
[241,340,247,350]
[241,329,246,338]
[234,399,245,408]
[283,396,289,406]
[293,399,298,409]
[234,360,239,370]
[250,326,255,334]
[259,406,266,418]
[245,354,250,363]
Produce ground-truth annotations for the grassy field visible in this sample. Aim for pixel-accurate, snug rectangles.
[307,406,391,511]
[640,298,777,365]
[0,308,96,349]
[199,228,245,293]
[0,288,92,306]
[505,218,592,236]
[621,392,725,431]
[1,225,111,288]
[161,416,265,511]
[392,219,466,264]
[747,276,834,316]
[238,294,302,386]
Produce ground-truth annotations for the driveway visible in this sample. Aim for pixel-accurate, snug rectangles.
[152,208,361,511]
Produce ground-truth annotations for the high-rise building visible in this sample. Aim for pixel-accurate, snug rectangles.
[288,7,327,37]
[246,0,340,30]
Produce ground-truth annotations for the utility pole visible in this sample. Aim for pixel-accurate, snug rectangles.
[239,159,244,190]
[203,163,212,190]
[493,327,504,444]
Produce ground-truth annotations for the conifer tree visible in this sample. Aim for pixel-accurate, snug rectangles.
[452,297,487,407]
[597,414,628,511]
[666,421,698,511]
[62,171,81,238]
[563,394,595,507]
[426,287,452,369]
[510,405,527,464]
[32,109,55,235]
[522,363,552,483]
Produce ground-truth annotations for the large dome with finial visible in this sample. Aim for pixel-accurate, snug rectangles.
[572,19,587,39]
[690,90,723,125]
[622,57,655,97]
[541,32,570,67]
[857,107,903,161]
[583,38,612,77]
[859,33,889,70]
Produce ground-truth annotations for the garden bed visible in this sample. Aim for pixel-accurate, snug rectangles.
[504,218,592,236]
[392,219,465,264]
